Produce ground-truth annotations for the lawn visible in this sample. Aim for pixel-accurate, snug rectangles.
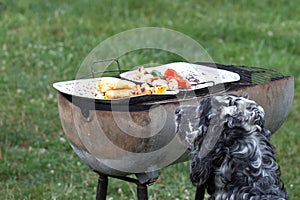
[1,0,299,199]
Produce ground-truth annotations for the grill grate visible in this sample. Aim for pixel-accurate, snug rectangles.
[79,59,285,85]
[77,59,287,103]
[196,62,285,85]
[222,65,284,84]
[185,62,285,100]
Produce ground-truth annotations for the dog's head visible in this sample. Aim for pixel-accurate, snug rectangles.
[175,94,268,185]
[175,94,266,150]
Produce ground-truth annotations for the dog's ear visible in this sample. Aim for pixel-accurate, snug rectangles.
[190,137,225,186]
[190,149,213,185]
[190,97,226,185]
[190,119,223,185]
[199,96,226,158]
[198,98,212,118]
[199,116,225,158]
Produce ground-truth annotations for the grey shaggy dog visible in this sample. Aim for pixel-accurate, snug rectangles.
[175,94,288,200]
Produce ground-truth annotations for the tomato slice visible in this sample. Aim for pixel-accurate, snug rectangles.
[164,68,180,80]
[177,79,191,89]
[164,68,191,89]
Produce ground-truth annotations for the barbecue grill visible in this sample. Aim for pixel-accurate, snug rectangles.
[54,61,293,200]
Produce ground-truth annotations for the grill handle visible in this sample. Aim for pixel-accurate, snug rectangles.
[78,58,128,79]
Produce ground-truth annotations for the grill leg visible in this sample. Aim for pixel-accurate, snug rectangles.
[137,184,148,200]
[96,174,108,200]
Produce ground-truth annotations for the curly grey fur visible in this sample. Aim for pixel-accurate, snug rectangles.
[175,95,288,200]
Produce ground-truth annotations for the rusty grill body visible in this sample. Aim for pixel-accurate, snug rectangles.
[56,62,293,199]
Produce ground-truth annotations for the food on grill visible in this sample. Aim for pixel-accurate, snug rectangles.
[104,89,134,99]
[164,68,191,89]
[97,77,169,99]
[168,78,179,90]
[152,85,167,94]
[150,70,164,79]
[136,66,148,79]
[140,74,156,83]
[133,66,191,89]
[97,77,136,93]
[131,84,167,96]
[152,79,168,87]
[130,84,152,96]
[164,68,179,80]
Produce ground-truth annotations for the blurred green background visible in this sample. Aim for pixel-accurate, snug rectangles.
[0,0,299,199]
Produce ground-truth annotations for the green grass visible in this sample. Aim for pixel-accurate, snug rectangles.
[1,0,300,199]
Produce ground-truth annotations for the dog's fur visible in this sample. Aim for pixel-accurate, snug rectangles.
[175,94,287,200]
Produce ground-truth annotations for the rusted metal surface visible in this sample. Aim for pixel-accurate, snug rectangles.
[228,77,294,133]
[58,92,187,175]
[58,93,87,152]
[57,76,294,176]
